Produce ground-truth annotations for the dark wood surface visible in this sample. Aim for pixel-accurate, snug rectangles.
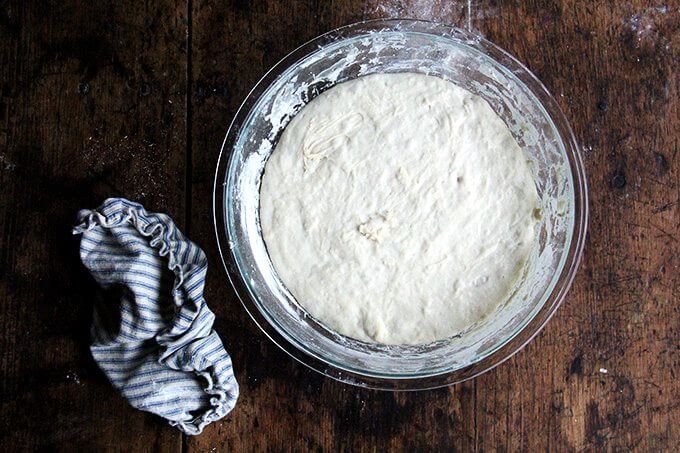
[1,0,677,451]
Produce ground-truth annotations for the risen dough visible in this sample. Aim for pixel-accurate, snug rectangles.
[260,73,538,345]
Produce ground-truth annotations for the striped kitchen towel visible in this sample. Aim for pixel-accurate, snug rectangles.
[73,198,239,435]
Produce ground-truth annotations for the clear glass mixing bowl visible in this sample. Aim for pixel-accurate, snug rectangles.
[213,19,588,390]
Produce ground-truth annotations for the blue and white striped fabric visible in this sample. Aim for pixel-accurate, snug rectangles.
[73,198,239,435]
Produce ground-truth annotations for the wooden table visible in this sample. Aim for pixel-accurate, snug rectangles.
[1,0,677,450]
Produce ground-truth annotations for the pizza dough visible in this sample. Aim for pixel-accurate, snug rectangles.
[259,73,539,345]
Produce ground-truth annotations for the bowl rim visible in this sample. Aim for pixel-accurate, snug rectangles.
[213,18,589,390]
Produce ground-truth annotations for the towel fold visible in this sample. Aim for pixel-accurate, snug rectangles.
[73,198,238,435]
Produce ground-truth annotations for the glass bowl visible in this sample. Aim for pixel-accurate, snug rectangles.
[213,19,588,390]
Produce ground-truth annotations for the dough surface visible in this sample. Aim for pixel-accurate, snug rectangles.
[260,73,538,345]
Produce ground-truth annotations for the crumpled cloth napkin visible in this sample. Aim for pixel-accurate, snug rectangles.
[73,198,239,435]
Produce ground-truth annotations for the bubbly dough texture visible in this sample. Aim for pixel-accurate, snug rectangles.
[260,73,538,345]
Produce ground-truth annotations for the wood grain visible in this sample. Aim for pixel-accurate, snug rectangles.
[0,0,677,451]
[0,0,187,450]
